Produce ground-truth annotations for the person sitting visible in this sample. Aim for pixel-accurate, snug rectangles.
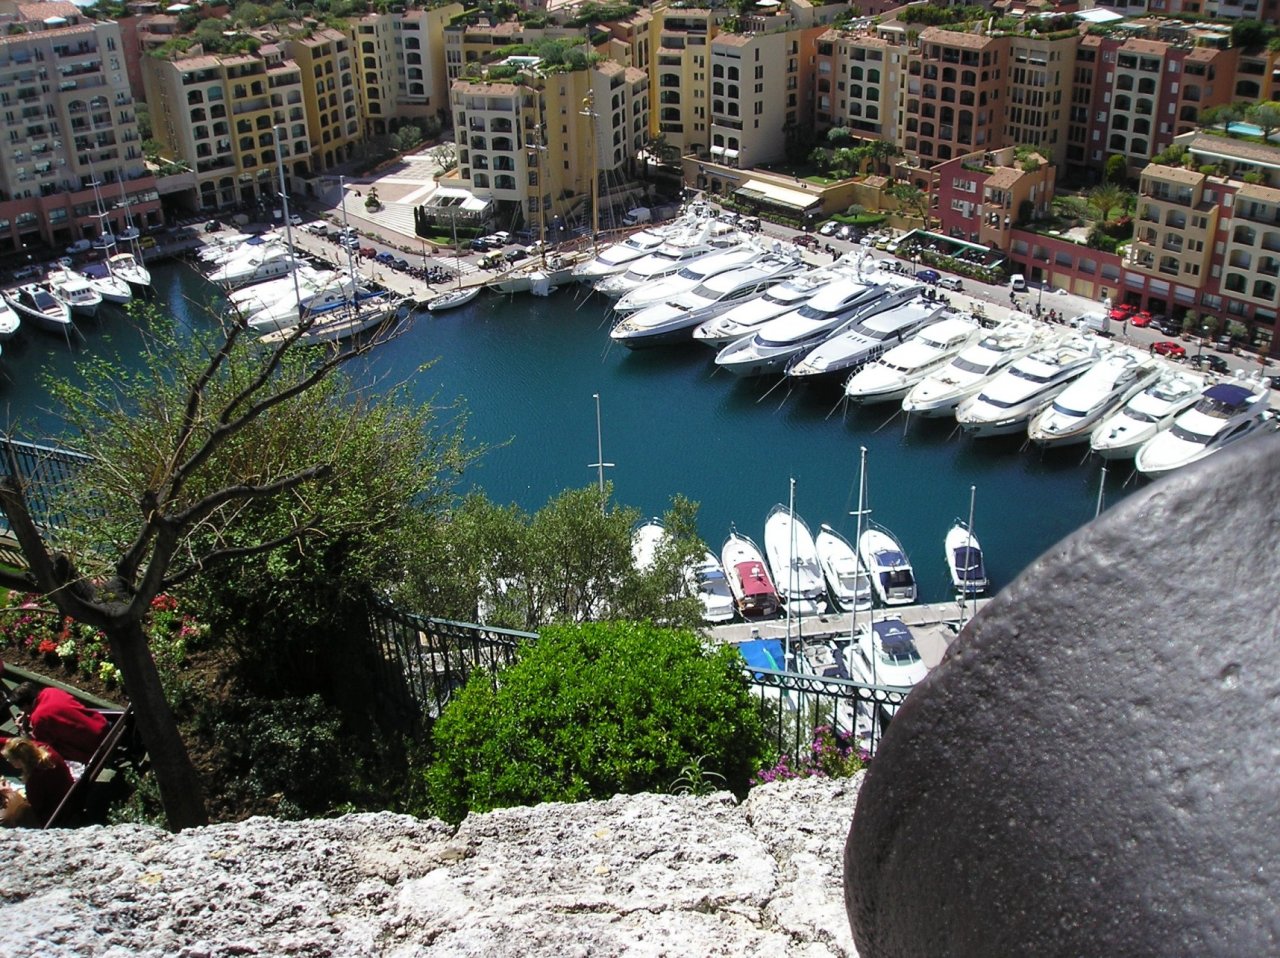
[9,683,108,765]
[1,738,73,828]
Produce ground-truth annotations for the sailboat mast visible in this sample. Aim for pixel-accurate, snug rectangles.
[274,126,305,324]
[965,484,976,627]
[785,477,795,662]
[580,92,599,248]
[851,446,868,647]
[1094,464,1107,520]
[587,392,614,513]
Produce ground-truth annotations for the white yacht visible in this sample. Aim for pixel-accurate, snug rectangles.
[592,223,738,299]
[231,265,336,316]
[721,530,781,619]
[814,524,873,613]
[1089,371,1205,460]
[609,249,805,349]
[46,268,102,318]
[714,275,919,378]
[955,336,1101,438]
[80,262,132,305]
[846,618,929,698]
[692,256,859,350]
[786,296,947,383]
[4,283,73,335]
[687,551,736,624]
[840,315,982,403]
[208,241,297,289]
[901,322,1042,419]
[244,272,380,334]
[858,522,917,607]
[197,232,255,265]
[0,295,21,340]
[574,229,670,281]
[107,252,152,294]
[631,517,667,573]
[1027,350,1162,446]
[763,504,828,617]
[1134,380,1276,478]
[613,244,764,314]
[944,521,988,595]
[257,293,404,345]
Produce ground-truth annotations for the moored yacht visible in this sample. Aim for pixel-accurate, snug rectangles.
[609,248,805,349]
[721,529,780,619]
[955,336,1102,438]
[3,283,73,335]
[785,295,944,383]
[631,517,667,573]
[692,257,857,350]
[858,522,917,607]
[814,524,873,612]
[1134,380,1276,478]
[231,265,336,316]
[841,314,982,403]
[1027,349,1162,446]
[901,321,1042,418]
[1089,370,1205,460]
[944,520,988,595]
[574,229,669,281]
[714,273,918,378]
[257,293,404,345]
[80,261,132,305]
[763,503,828,617]
[846,618,929,701]
[0,295,19,340]
[107,251,152,294]
[687,551,736,624]
[613,244,764,314]
[45,268,102,318]
[245,273,381,333]
[592,222,738,299]
[208,242,297,289]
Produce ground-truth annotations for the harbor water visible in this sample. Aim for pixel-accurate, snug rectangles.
[0,261,1130,604]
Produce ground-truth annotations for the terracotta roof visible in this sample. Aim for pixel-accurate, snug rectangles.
[1237,181,1280,205]
[1144,164,1203,185]
[623,65,647,84]
[919,27,997,50]
[175,54,222,69]
[985,167,1023,188]
[18,1,80,19]
[1119,39,1167,57]
[1188,133,1280,167]
[713,33,753,48]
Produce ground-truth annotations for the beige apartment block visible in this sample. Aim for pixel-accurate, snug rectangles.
[282,28,361,171]
[443,18,581,84]
[0,2,159,251]
[650,5,722,155]
[1126,164,1218,290]
[350,4,461,136]
[1220,181,1280,312]
[1003,33,1076,171]
[814,30,896,140]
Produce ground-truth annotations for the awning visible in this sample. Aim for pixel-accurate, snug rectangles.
[724,148,739,160]
[733,178,819,211]
[709,145,725,156]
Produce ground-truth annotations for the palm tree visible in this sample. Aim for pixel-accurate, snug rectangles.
[1086,183,1130,225]
[866,140,901,176]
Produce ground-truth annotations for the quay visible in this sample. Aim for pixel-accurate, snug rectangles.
[707,598,991,671]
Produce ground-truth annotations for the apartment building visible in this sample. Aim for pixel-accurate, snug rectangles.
[1003,33,1076,171]
[905,29,1008,168]
[813,31,895,140]
[282,28,360,171]
[651,6,721,156]
[450,59,648,228]
[934,147,1055,253]
[0,2,160,253]
[443,18,581,84]
[350,5,460,136]
[595,8,653,72]
[143,44,312,210]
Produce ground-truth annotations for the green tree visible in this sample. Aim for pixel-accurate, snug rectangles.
[1104,153,1128,185]
[865,139,900,176]
[887,182,928,223]
[1246,102,1280,140]
[394,125,423,152]
[423,621,770,823]
[826,126,853,146]
[1202,102,1244,135]
[1087,182,1130,224]
[0,308,468,830]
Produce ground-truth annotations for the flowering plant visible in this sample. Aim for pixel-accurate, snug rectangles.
[0,591,207,688]
[754,725,867,785]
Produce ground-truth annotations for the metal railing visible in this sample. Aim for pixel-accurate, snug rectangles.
[0,438,94,539]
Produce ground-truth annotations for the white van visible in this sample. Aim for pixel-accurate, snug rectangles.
[1009,273,1027,292]
[65,239,92,255]
[1071,312,1111,334]
[622,207,652,226]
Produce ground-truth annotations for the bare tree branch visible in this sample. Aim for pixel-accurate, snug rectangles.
[161,526,322,589]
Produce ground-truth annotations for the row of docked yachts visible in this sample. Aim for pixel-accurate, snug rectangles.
[196,230,406,344]
[633,506,987,627]
[577,215,1276,478]
[0,249,152,342]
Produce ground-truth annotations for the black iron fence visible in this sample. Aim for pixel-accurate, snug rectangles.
[0,438,94,540]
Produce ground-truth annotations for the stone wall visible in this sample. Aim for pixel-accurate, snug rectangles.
[0,776,861,957]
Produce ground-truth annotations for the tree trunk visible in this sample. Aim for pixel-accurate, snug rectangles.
[106,619,208,830]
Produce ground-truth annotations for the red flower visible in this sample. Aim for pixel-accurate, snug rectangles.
[37,639,59,655]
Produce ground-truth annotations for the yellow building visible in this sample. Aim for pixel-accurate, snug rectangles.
[1126,164,1218,291]
[351,3,462,135]
[650,5,722,155]
[282,28,360,171]
[1003,33,1076,171]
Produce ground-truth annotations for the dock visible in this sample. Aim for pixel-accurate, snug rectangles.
[707,598,990,671]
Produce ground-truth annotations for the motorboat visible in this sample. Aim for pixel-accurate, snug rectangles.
[1089,370,1205,460]
[714,275,920,379]
[763,503,828,617]
[208,242,298,289]
[955,336,1102,438]
[901,321,1042,418]
[592,222,738,299]
[944,520,988,595]
[107,251,152,294]
[574,229,670,281]
[787,296,949,383]
[45,268,102,318]
[814,524,873,612]
[1028,350,1162,446]
[800,638,849,679]
[631,517,667,573]
[231,265,336,316]
[80,262,132,305]
[0,295,20,340]
[858,521,916,606]
[426,286,480,312]
[609,249,805,349]
[246,275,382,333]
[721,530,780,618]
[845,618,929,703]
[257,293,404,345]
[613,244,765,314]
[687,551,736,624]
[692,255,860,350]
[840,314,981,403]
[3,283,73,335]
[197,232,256,265]
[1134,380,1276,478]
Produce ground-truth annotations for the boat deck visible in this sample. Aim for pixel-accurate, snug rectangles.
[707,598,990,670]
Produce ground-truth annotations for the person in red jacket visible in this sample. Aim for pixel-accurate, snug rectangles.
[1,738,73,827]
[10,683,108,764]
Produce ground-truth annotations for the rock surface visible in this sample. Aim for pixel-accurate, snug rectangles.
[845,434,1280,956]
[1,776,861,957]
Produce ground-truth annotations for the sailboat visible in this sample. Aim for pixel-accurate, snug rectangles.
[80,171,132,305]
[945,486,987,597]
[110,173,152,293]
[427,211,479,312]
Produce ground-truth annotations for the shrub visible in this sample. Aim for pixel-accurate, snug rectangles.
[755,725,866,785]
[422,621,769,823]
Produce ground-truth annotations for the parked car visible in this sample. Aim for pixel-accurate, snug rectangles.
[12,264,41,281]
[469,237,491,252]
[485,230,512,246]
[1152,341,1186,359]
[139,236,157,249]
[793,234,818,248]
[1213,334,1234,353]
[340,236,361,250]
[359,246,376,258]
[1128,310,1153,328]
[204,220,221,233]
[837,224,853,241]
[1267,374,1280,390]
[504,246,530,263]
[818,221,839,237]
[915,268,941,284]
[1154,317,1182,337]
[1009,273,1027,292]
[375,251,397,265]
[394,257,410,270]
[741,216,761,232]
[1190,353,1229,373]
[303,222,328,236]
[937,276,963,292]
[65,239,92,255]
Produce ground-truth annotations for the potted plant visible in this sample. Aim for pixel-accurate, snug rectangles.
[364,186,381,213]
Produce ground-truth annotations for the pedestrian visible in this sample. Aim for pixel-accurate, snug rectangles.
[6,682,107,765]
[1149,342,1155,356]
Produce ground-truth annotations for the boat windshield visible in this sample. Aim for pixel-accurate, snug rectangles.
[874,549,905,567]
[796,302,834,319]
[1123,408,1158,424]
[1009,365,1054,385]
[951,356,994,375]
[877,640,921,668]
[1049,398,1090,418]
[1193,395,1247,419]
[973,391,1020,409]
[882,569,914,590]
[690,281,723,298]
[676,265,706,280]
[1169,423,1213,444]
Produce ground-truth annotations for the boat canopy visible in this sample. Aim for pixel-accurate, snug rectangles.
[874,548,906,567]
[1202,383,1253,407]
[735,561,776,597]
[737,638,785,672]
[953,546,986,581]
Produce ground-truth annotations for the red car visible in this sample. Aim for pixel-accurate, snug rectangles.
[1129,310,1153,328]
[359,246,376,258]
[1152,341,1186,359]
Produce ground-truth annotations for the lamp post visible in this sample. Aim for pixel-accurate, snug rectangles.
[1037,257,1049,316]
[1197,323,1208,364]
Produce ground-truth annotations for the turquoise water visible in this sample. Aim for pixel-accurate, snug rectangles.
[1227,122,1278,141]
[0,261,1130,603]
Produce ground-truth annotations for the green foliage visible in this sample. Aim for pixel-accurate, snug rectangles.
[1104,154,1128,186]
[1226,319,1249,343]
[1087,183,1131,224]
[421,621,770,823]
[1245,102,1280,139]
[826,126,853,145]
[671,754,728,797]
[394,124,424,153]
[1231,20,1276,51]
[897,3,989,26]
[564,2,637,28]
[1151,144,1187,167]
[754,725,865,785]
